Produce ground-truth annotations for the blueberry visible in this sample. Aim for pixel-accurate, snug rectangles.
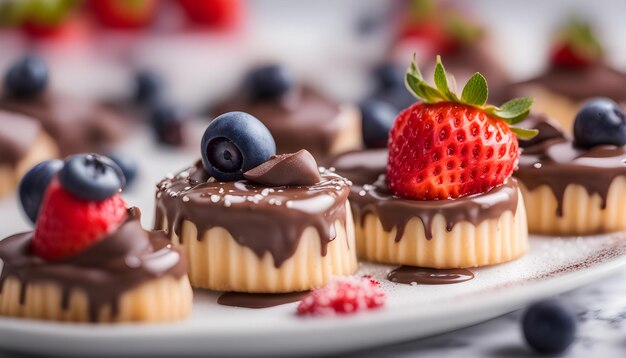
[107,153,138,188]
[58,154,125,201]
[150,103,188,146]
[360,100,397,149]
[134,70,163,104]
[4,55,48,98]
[18,160,64,224]
[201,112,276,181]
[245,64,294,100]
[573,98,626,148]
[522,299,577,354]
[373,63,404,92]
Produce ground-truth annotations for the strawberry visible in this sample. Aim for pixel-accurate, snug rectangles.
[177,0,242,29]
[88,0,157,29]
[33,180,127,261]
[387,56,536,200]
[550,19,602,69]
[297,277,385,317]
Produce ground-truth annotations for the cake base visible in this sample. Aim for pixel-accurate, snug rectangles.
[159,203,358,293]
[0,276,192,323]
[355,190,528,268]
[520,178,626,236]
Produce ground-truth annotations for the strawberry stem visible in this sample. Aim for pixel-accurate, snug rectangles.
[405,55,538,139]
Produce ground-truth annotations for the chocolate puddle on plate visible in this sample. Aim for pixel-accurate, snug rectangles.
[388,266,475,285]
[217,292,310,309]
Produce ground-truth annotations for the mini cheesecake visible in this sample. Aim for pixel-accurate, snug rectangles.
[329,152,527,268]
[0,213,191,323]
[154,151,357,293]
[211,65,361,160]
[516,113,626,235]
[0,110,57,197]
[0,56,128,156]
[0,93,128,156]
[328,56,532,269]
[510,20,626,130]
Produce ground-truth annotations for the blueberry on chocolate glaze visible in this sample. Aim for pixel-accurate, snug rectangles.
[573,98,626,148]
[150,103,188,146]
[201,111,276,181]
[19,159,64,223]
[4,55,48,98]
[522,299,577,354]
[108,153,138,188]
[134,70,163,104]
[245,64,294,100]
[360,99,397,149]
[59,154,125,201]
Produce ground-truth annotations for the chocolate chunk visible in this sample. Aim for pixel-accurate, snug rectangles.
[516,113,570,149]
[244,149,321,186]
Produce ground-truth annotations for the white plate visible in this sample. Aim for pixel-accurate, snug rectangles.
[1,130,626,356]
[0,234,623,357]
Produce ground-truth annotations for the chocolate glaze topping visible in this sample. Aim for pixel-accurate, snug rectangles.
[0,110,41,165]
[217,291,309,309]
[325,149,388,186]
[351,176,519,240]
[212,86,344,159]
[0,92,128,156]
[387,266,474,285]
[244,150,321,186]
[516,139,626,216]
[514,63,626,102]
[154,161,351,268]
[0,210,186,322]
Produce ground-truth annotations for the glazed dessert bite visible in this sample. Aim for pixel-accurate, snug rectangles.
[0,55,128,156]
[0,154,192,323]
[211,64,361,160]
[348,56,533,268]
[154,112,357,293]
[511,19,626,130]
[393,1,510,104]
[0,110,57,197]
[515,99,626,235]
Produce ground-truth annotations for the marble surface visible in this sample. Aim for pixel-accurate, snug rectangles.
[351,270,626,358]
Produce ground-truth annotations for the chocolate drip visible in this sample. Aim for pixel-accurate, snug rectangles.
[212,86,343,159]
[0,216,186,322]
[387,266,474,285]
[0,110,41,165]
[350,177,519,240]
[217,291,309,309]
[154,161,350,268]
[514,63,626,102]
[516,139,626,216]
[244,150,321,186]
[0,92,128,156]
[325,149,388,185]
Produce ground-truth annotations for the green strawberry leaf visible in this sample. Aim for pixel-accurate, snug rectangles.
[493,97,534,119]
[460,72,488,106]
[433,56,458,102]
[510,127,539,139]
[403,54,537,139]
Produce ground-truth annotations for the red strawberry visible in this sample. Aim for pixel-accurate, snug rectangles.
[297,278,385,316]
[551,44,591,68]
[550,20,602,69]
[177,0,242,29]
[89,0,158,29]
[33,180,127,261]
[387,56,536,200]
